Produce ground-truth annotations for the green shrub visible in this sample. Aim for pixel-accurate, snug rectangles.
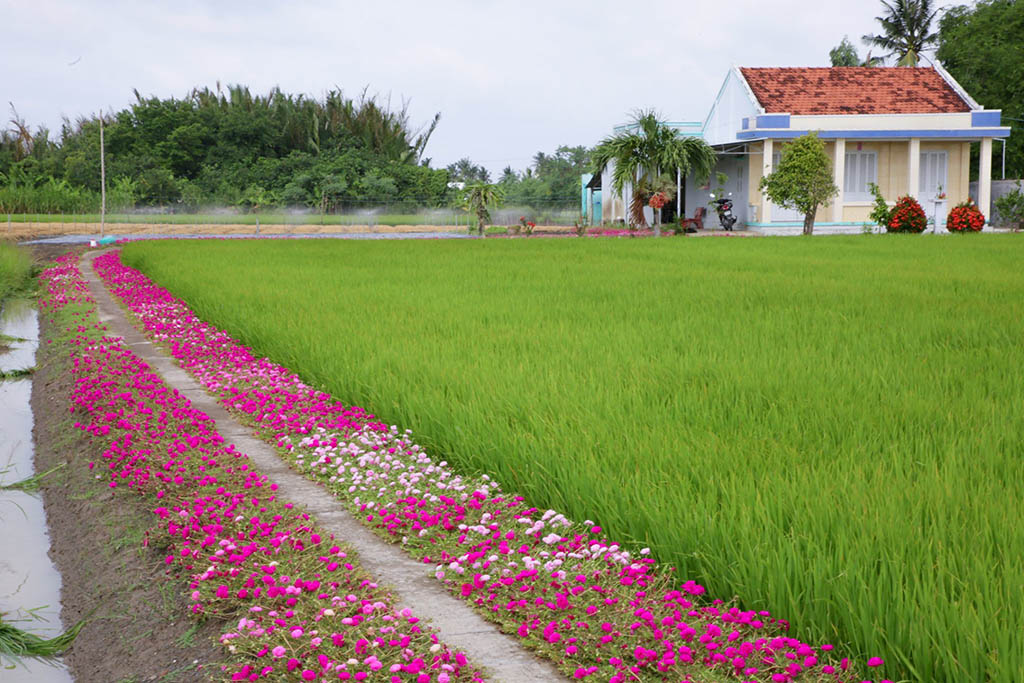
[868,182,891,228]
[994,182,1024,231]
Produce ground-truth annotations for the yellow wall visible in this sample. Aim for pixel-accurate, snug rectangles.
[920,141,971,205]
[747,139,973,223]
[749,145,764,207]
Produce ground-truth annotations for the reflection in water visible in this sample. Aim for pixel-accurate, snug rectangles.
[0,302,73,682]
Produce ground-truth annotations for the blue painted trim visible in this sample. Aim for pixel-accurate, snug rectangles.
[756,114,790,128]
[741,118,749,130]
[972,111,1001,127]
[737,128,1011,140]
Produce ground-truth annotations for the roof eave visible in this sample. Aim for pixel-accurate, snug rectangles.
[932,61,982,110]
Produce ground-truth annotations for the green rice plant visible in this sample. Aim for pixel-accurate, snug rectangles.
[121,236,1024,683]
[0,614,84,661]
[0,463,65,492]
[0,242,33,304]
[0,366,34,380]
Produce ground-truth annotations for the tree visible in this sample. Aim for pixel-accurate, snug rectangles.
[829,36,883,66]
[937,0,1024,178]
[830,37,861,66]
[446,158,490,184]
[862,0,939,66]
[460,183,504,235]
[760,133,838,235]
[1,84,448,213]
[592,110,715,231]
[994,182,1024,230]
[498,166,518,185]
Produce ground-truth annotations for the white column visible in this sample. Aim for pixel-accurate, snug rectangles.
[761,139,773,224]
[586,187,593,225]
[832,139,845,223]
[979,137,993,227]
[908,138,921,199]
[676,167,681,217]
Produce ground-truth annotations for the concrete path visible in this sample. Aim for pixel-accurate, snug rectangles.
[80,250,562,683]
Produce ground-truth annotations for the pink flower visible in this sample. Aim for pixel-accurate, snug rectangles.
[867,657,884,667]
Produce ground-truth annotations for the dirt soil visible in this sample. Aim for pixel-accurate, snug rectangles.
[7,222,588,241]
[30,245,222,682]
[8,222,474,241]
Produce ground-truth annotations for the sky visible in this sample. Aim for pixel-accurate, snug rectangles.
[3,0,896,177]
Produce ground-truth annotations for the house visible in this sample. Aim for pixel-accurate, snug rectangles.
[588,65,1011,233]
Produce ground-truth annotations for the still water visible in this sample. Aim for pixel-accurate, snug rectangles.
[0,300,73,682]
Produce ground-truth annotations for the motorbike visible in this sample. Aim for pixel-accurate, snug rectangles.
[711,195,737,231]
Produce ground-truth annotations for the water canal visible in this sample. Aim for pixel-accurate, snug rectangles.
[0,299,73,682]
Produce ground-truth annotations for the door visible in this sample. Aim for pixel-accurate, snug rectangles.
[919,151,948,203]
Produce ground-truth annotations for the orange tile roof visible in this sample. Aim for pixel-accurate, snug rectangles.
[739,67,971,115]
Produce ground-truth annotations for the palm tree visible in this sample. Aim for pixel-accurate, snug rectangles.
[862,0,939,67]
[461,183,504,235]
[592,110,716,232]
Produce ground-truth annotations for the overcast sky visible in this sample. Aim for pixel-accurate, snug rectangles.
[4,0,909,176]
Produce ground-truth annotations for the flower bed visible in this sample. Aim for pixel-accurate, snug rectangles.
[87,249,893,683]
[39,254,481,683]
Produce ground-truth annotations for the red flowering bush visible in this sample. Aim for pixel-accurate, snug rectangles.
[946,199,985,233]
[648,192,668,209]
[886,195,927,233]
[518,216,536,236]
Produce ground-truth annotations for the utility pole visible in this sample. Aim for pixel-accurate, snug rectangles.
[100,110,106,239]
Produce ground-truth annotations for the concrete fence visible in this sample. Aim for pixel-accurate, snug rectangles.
[970,179,1022,226]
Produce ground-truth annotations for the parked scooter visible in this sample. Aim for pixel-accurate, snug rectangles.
[710,194,737,231]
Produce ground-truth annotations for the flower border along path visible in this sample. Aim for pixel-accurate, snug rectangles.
[46,252,491,683]
[78,249,562,682]
[91,248,892,683]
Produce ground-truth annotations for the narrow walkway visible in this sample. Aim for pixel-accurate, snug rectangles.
[81,250,562,683]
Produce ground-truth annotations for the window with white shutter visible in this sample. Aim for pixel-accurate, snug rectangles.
[844,151,877,201]
[919,151,948,200]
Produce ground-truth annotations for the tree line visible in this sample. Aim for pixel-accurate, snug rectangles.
[0,86,588,215]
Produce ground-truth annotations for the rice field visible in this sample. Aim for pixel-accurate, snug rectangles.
[0,242,33,303]
[121,235,1024,683]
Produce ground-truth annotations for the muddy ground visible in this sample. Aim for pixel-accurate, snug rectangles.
[29,244,222,682]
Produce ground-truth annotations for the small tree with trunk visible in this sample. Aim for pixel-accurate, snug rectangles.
[760,133,838,235]
[460,182,504,235]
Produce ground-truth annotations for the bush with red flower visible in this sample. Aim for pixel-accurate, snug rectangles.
[518,215,536,236]
[648,192,668,209]
[946,199,985,233]
[886,195,927,233]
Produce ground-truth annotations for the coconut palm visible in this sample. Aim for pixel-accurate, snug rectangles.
[862,0,939,66]
[461,183,504,235]
[592,110,716,231]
